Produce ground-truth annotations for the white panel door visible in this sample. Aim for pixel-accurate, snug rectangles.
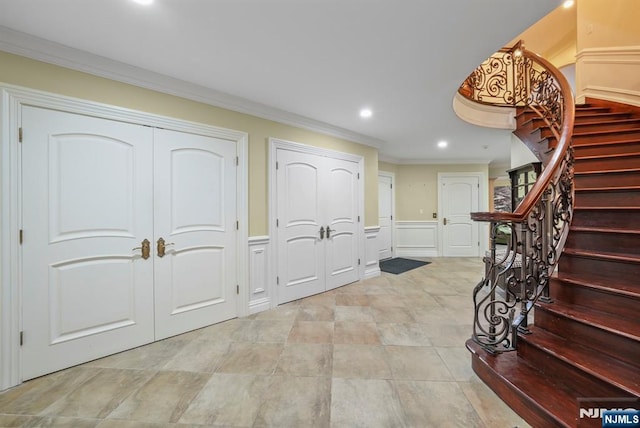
[153,129,237,340]
[276,149,326,303]
[325,158,359,290]
[276,149,359,303]
[441,176,480,257]
[21,106,155,380]
[378,174,393,261]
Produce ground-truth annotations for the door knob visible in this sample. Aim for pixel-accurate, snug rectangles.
[326,226,335,238]
[132,239,151,260]
[319,226,325,240]
[157,237,175,258]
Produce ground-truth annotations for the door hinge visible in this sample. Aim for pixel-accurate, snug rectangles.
[237,284,239,294]
[357,215,360,223]
[358,258,361,265]
[236,156,239,166]
[19,331,23,346]
[390,215,393,220]
[276,219,279,227]
[357,172,360,179]
[276,276,280,285]
[19,127,23,143]
[19,229,23,244]
[276,161,279,170]
[390,183,392,189]
[236,220,239,230]
[391,246,393,251]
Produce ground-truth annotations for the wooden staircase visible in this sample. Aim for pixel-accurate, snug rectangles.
[467,98,640,427]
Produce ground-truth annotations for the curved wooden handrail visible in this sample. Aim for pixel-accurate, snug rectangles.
[470,49,575,223]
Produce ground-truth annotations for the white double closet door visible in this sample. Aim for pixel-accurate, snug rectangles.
[21,106,237,380]
[276,148,360,304]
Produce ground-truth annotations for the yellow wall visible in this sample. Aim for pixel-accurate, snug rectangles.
[378,161,398,174]
[575,0,640,106]
[0,51,379,235]
[577,0,640,50]
[393,163,488,221]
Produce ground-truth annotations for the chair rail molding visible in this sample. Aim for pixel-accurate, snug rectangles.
[395,221,439,258]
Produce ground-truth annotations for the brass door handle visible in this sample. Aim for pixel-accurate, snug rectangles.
[157,237,175,258]
[133,239,151,260]
[319,226,325,240]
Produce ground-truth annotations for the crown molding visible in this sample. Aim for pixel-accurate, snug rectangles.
[377,154,492,165]
[0,25,385,149]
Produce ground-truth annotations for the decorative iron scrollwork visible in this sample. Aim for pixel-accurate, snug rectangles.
[463,41,575,353]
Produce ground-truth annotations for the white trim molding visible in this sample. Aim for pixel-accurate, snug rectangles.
[364,226,381,279]
[0,84,249,390]
[576,46,640,107]
[395,221,439,258]
[452,92,516,130]
[248,236,271,314]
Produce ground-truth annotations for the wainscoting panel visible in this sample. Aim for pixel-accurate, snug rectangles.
[364,226,381,279]
[395,221,439,258]
[248,236,270,314]
[576,46,640,107]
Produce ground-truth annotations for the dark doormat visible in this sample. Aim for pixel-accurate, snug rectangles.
[379,258,430,275]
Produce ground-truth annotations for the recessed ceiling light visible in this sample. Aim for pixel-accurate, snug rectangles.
[132,0,153,5]
[359,108,372,119]
[563,0,574,8]
[437,141,448,148]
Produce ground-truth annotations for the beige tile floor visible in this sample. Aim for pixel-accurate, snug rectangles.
[0,257,530,427]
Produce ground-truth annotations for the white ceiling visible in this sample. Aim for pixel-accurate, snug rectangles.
[0,0,561,164]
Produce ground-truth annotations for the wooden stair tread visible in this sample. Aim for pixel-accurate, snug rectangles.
[573,127,640,136]
[570,225,640,235]
[522,326,640,396]
[573,206,640,211]
[562,248,640,263]
[573,138,640,148]
[575,151,640,160]
[466,339,575,427]
[554,274,640,300]
[574,118,640,126]
[536,300,640,344]
[575,185,640,192]
[574,167,640,176]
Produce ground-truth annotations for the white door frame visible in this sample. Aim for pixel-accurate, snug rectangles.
[0,84,249,390]
[378,171,395,260]
[268,138,365,307]
[437,171,489,257]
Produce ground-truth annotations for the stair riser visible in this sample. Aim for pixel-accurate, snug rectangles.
[534,306,640,368]
[565,231,639,258]
[542,123,640,137]
[574,156,640,172]
[574,114,633,124]
[550,278,639,321]
[575,171,640,188]
[518,339,632,398]
[559,254,640,290]
[570,130,640,145]
[574,141,640,157]
[575,189,640,207]
[572,209,640,229]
